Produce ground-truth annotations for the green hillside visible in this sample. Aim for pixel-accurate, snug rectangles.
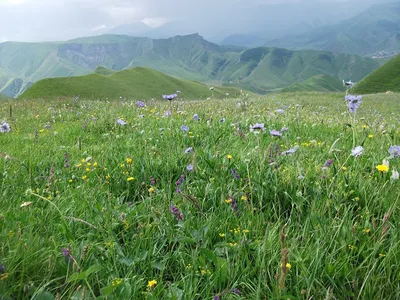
[265,2,400,56]
[351,54,400,94]
[280,75,345,93]
[0,34,379,98]
[19,67,239,100]
[0,93,10,101]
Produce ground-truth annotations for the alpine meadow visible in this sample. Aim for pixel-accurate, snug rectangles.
[0,0,400,299]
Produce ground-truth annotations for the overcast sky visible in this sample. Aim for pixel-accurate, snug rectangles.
[0,0,393,42]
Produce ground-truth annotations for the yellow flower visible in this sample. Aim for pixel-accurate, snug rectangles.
[379,253,386,257]
[111,278,122,287]
[342,166,347,171]
[376,165,389,172]
[227,154,232,160]
[126,158,133,164]
[225,199,232,204]
[362,124,367,129]
[243,229,250,233]
[241,195,248,201]
[147,280,157,288]
[363,228,371,234]
[82,175,87,180]
[368,134,373,139]
[85,168,91,172]
[0,273,9,281]
[219,233,225,237]
[286,263,292,269]
[93,162,98,167]
[148,187,155,193]
[127,177,135,181]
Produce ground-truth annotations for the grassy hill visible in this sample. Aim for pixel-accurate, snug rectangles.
[280,75,345,93]
[19,67,239,100]
[0,34,379,98]
[0,93,10,101]
[351,54,400,94]
[264,2,400,56]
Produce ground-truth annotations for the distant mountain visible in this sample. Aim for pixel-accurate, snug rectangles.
[263,2,400,56]
[0,33,379,98]
[19,67,239,100]
[351,54,400,94]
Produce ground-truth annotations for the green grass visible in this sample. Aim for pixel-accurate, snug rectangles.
[280,75,346,93]
[352,54,400,94]
[0,93,11,101]
[19,67,240,100]
[1,92,400,299]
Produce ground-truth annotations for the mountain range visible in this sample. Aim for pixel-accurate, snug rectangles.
[223,2,400,57]
[0,33,379,98]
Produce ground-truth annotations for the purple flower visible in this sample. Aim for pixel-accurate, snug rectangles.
[276,109,285,114]
[163,110,171,117]
[184,147,193,154]
[232,288,241,295]
[0,122,11,133]
[345,94,362,113]
[193,114,199,121]
[187,164,194,171]
[270,130,282,137]
[136,101,145,107]
[176,175,185,186]
[231,168,240,180]
[388,145,400,158]
[324,159,334,168]
[117,119,127,126]
[351,146,364,157]
[281,126,288,132]
[162,94,178,101]
[61,247,73,262]
[170,205,184,221]
[282,147,297,156]
[228,196,238,211]
[150,176,156,185]
[181,125,189,132]
[213,296,221,300]
[249,123,265,133]
[64,152,70,168]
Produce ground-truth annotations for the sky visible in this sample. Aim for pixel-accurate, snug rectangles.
[0,0,393,42]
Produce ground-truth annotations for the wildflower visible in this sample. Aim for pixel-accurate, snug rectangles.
[126,158,133,164]
[112,278,123,287]
[170,205,184,221]
[61,247,73,262]
[362,124,367,129]
[193,114,199,121]
[227,154,233,160]
[351,146,364,157]
[219,233,225,237]
[149,176,156,185]
[368,134,373,139]
[231,168,240,180]
[249,123,265,133]
[379,253,386,257]
[175,175,185,186]
[282,147,298,156]
[148,187,155,193]
[281,126,288,132]
[147,280,157,288]
[187,164,194,171]
[0,122,11,133]
[163,110,171,117]
[181,125,189,132]
[276,109,285,114]
[323,159,334,168]
[213,296,221,300]
[241,195,247,201]
[376,165,389,172]
[127,177,135,181]
[286,263,292,269]
[117,119,127,126]
[363,228,371,234]
[388,145,400,158]
[345,94,362,113]
[226,196,238,211]
[391,169,399,180]
[232,288,241,295]
[20,202,32,208]
[270,130,282,137]
[162,94,177,101]
[136,101,145,107]
[184,147,193,154]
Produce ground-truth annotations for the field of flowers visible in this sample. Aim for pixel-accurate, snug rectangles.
[0,92,399,299]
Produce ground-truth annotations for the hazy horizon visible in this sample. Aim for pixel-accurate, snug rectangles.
[0,0,395,43]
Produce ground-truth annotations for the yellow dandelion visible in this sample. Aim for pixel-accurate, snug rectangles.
[286,263,292,269]
[147,280,157,288]
[219,233,225,237]
[241,195,248,201]
[376,165,389,172]
[127,177,135,181]
[126,158,133,164]
[227,154,233,160]
[225,199,232,204]
[368,134,373,139]
[363,228,371,234]
[93,162,98,167]
[148,187,155,193]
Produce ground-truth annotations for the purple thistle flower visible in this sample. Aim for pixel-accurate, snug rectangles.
[187,164,194,171]
[181,125,189,132]
[388,145,400,158]
[136,101,145,107]
[163,94,178,101]
[351,146,364,157]
[249,123,265,133]
[117,119,127,126]
[193,114,199,121]
[184,147,193,154]
[270,130,282,137]
[0,122,11,133]
[176,175,185,186]
[170,205,184,221]
[61,247,73,262]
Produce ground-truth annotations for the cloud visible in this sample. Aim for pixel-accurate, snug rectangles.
[0,0,392,42]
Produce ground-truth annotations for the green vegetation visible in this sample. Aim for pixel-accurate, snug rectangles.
[280,75,345,93]
[265,2,400,56]
[0,93,11,101]
[20,67,239,100]
[1,92,399,299]
[352,54,400,94]
[0,34,379,98]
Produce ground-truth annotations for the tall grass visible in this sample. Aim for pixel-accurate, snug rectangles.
[0,92,399,299]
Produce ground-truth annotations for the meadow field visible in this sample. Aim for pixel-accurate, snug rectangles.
[0,92,399,299]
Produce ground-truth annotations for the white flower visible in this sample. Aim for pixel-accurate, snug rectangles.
[351,146,364,157]
[20,202,32,208]
[391,169,399,181]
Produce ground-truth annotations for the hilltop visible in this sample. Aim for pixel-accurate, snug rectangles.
[0,34,379,98]
[351,54,400,94]
[19,67,239,100]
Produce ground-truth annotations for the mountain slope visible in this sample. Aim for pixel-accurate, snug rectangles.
[0,34,379,97]
[351,54,400,94]
[280,75,345,93]
[264,2,400,56]
[19,67,239,100]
